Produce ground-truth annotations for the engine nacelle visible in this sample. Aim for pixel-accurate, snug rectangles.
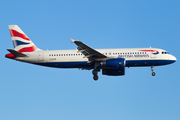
[101,58,125,68]
[102,68,125,76]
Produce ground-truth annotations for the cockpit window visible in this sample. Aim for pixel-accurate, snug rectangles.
[162,51,169,54]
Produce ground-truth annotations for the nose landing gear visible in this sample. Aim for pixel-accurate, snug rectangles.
[151,66,156,76]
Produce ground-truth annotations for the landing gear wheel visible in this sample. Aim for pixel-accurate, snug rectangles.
[93,75,98,81]
[152,72,156,76]
[151,67,156,76]
[92,69,100,81]
[92,70,98,75]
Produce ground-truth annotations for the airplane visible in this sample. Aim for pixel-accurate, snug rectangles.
[5,25,177,80]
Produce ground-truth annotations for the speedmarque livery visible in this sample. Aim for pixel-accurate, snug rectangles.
[5,25,177,80]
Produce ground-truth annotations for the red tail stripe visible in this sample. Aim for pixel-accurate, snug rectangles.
[5,53,16,59]
[5,46,37,59]
[9,29,30,41]
[18,46,37,53]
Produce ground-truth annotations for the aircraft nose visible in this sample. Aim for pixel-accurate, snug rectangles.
[170,55,177,62]
[172,56,177,61]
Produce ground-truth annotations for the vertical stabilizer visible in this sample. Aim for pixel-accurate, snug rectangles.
[8,25,41,52]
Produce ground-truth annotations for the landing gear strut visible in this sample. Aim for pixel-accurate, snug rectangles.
[92,69,100,81]
[151,66,156,76]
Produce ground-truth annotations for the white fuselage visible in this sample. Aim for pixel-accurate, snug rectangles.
[14,48,176,69]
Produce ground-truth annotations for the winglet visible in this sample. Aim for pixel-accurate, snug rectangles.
[70,38,76,43]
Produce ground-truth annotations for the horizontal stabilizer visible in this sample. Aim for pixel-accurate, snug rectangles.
[7,49,27,57]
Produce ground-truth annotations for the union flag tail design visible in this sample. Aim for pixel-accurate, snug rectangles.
[8,25,40,52]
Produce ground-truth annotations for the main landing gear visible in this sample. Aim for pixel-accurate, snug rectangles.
[92,69,100,81]
[151,66,156,76]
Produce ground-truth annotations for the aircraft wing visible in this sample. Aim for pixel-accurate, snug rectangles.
[71,39,107,60]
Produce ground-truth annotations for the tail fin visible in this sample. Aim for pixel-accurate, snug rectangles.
[8,25,41,52]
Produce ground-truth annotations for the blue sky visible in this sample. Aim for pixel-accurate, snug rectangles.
[0,0,180,120]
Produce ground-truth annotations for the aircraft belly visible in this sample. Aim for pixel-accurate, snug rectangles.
[34,61,92,68]
[126,59,175,67]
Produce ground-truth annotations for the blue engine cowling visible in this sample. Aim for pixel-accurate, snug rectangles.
[101,58,125,68]
[101,58,125,76]
[102,67,125,76]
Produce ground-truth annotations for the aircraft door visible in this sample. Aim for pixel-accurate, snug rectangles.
[150,49,157,58]
[38,52,44,61]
